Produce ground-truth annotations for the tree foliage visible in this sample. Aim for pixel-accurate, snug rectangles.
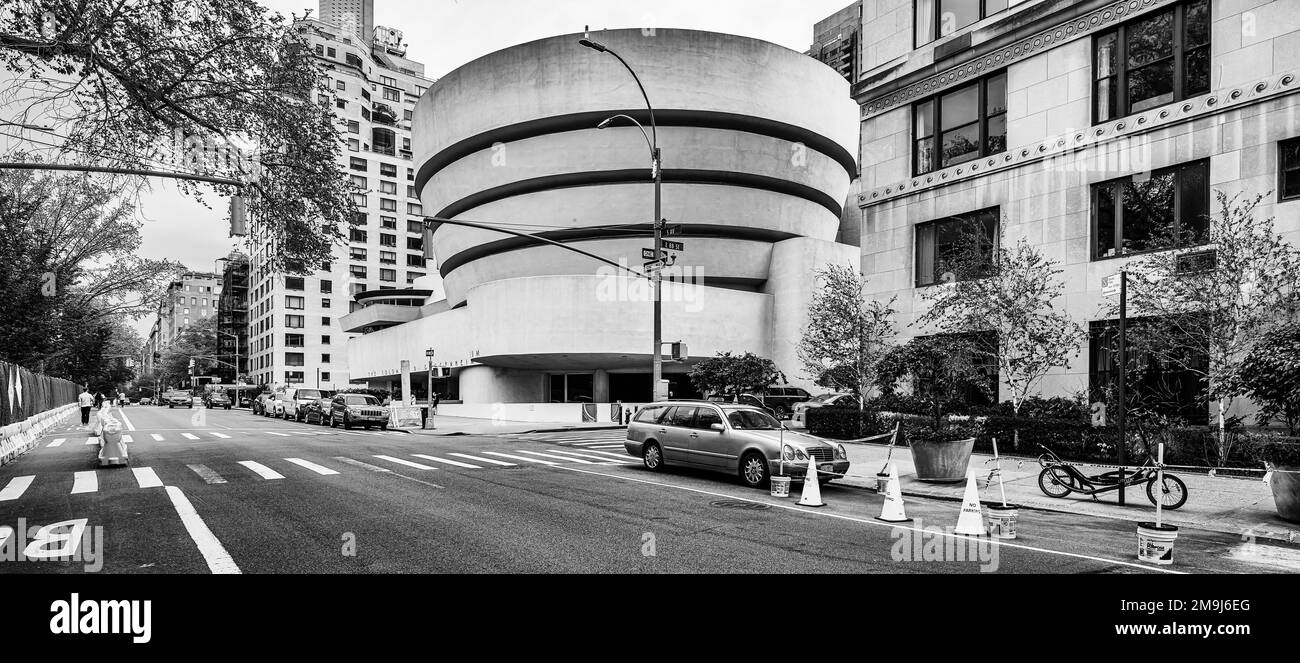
[796,264,896,408]
[688,352,785,397]
[1240,321,1300,435]
[0,0,357,269]
[157,314,219,387]
[877,335,991,430]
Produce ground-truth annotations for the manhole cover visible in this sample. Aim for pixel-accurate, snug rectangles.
[709,499,771,511]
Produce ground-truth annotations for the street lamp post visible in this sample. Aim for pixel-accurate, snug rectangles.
[425,348,436,430]
[580,35,667,402]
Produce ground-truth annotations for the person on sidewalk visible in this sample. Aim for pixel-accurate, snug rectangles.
[93,391,103,410]
[78,388,94,425]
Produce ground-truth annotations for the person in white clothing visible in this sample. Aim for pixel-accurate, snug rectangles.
[78,388,94,425]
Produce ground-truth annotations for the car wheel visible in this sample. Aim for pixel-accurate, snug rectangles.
[328,413,335,428]
[168,404,173,409]
[739,451,770,489]
[642,441,664,471]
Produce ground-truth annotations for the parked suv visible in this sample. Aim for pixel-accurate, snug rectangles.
[281,388,331,421]
[327,393,390,430]
[624,400,849,489]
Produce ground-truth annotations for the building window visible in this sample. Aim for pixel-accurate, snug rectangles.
[380,198,397,212]
[379,268,397,282]
[380,233,397,247]
[320,280,333,293]
[379,180,397,194]
[322,316,331,325]
[284,276,304,291]
[350,283,367,295]
[350,265,368,279]
[382,88,401,101]
[322,335,331,345]
[915,0,1009,46]
[285,371,305,384]
[336,80,345,91]
[406,220,424,233]
[350,174,367,188]
[285,296,305,310]
[1280,137,1300,201]
[407,185,419,199]
[346,120,359,134]
[285,315,305,328]
[1091,159,1209,259]
[407,236,423,251]
[914,72,1006,174]
[315,44,324,56]
[285,333,304,347]
[1088,319,1208,424]
[349,228,368,243]
[326,47,336,58]
[404,109,413,121]
[335,99,346,110]
[380,250,397,264]
[349,157,367,172]
[348,138,360,152]
[380,163,397,177]
[350,247,368,261]
[379,75,397,87]
[321,372,331,382]
[322,354,332,363]
[914,206,999,287]
[381,216,398,229]
[406,254,425,267]
[407,202,423,215]
[1094,0,1209,123]
[285,352,305,367]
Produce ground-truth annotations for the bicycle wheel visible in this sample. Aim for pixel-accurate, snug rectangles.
[1146,474,1188,510]
[1038,466,1074,498]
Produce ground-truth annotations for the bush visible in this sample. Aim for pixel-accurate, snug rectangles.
[806,407,888,439]
[1237,434,1300,467]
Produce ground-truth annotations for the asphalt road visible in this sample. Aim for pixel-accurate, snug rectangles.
[1,404,1296,574]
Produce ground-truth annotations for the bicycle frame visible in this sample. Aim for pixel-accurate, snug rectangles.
[1038,445,1156,496]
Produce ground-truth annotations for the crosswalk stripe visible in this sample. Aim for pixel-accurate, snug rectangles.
[513,450,597,464]
[211,433,231,439]
[122,434,134,443]
[237,461,284,480]
[332,457,391,472]
[48,438,65,448]
[545,449,632,463]
[482,451,559,465]
[266,432,290,437]
[85,437,99,446]
[412,454,481,469]
[573,440,623,446]
[373,455,436,470]
[589,444,626,450]
[151,434,164,441]
[187,464,227,484]
[181,433,200,440]
[71,471,98,494]
[132,467,163,488]
[576,449,636,461]
[0,476,34,501]
[284,458,339,475]
[448,453,516,466]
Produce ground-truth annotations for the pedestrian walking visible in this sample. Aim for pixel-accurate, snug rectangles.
[78,387,94,425]
[94,392,103,409]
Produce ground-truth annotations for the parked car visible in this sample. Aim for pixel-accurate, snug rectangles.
[164,391,193,408]
[252,392,276,416]
[302,397,333,425]
[280,388,332,421]
[791,393,857,427]
[204,392,233,410]
[760,386,813,418]
[624,400,849,489]
[706,393,778,419]
[327,393,390,430]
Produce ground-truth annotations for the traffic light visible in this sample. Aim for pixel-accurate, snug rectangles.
[229,195,248,237]
[188,358,196,374]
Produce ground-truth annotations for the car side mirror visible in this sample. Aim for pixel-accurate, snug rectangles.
[710,423,724,431]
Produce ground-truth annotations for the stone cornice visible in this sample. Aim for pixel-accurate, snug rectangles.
[860,0,1178,120]
[859,71,1300,209]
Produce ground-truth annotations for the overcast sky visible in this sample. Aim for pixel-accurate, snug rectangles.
[132,0,855,334]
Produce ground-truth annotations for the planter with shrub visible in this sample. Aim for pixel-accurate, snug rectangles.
[1250,437,1300,523]
[908,425,976,482]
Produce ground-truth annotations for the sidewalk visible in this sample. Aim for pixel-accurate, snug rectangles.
[836,441,1300,543]
[396,416,624,437]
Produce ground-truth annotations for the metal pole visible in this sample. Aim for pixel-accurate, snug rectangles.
[1117,270,1128,506]
[426,353,434,430]
[652,148,664,401]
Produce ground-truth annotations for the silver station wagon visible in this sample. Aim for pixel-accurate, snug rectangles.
[624,400,850,489]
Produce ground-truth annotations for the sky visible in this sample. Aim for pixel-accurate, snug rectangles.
[130,0,857,335]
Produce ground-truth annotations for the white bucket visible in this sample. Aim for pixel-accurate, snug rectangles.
[985,504,1019,539]
[1137,523,1179,565]
[770,475,792,498]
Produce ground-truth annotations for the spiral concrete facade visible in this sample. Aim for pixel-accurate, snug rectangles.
[346,28,859,407]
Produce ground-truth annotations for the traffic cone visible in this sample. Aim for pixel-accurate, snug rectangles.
[797,455,825,507]
[876,463,912,522]
[954,469,987,536]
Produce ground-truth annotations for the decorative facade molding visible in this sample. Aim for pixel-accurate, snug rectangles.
[859,71,1300,208]
[860,0,1178,120]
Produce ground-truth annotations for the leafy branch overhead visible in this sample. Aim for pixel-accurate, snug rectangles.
[0,0,357,269]
[797,264,896,406]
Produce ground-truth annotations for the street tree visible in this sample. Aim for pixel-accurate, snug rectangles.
[0,0,357,269]
[1121,191,1300,463]
[796,264,897,416]
[914,222,1085,449]
[877,335,991,432]
[688,352,785,398]
[158,315,220,388]
[1239,321,1300,436]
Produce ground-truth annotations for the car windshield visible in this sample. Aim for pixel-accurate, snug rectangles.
[296,390,321,399]
[726,409,781,430]
[343,395,379,405]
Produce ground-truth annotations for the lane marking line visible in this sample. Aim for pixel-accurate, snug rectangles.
[122,434,133,443]
[448,453,516,467]
[0,476,35,501]
[151,434,164,441]
[332,457,391,472]
[48,438,65,448]
[284,458,339,475]
[165,486,241,574]
[373,455,436,470]
[132,467,163,489]
[266,432,290,437]
[550,464,1185,575]
[211,432,231,439]
[237,461,284,480]
[181,433,200,440]
[84,437,99,446]
[513,450,597,464]
[71,471,98,494]
[412,454,481,469]
[482,451,559,465]
[186,464,227,484]
[117,408,136,431]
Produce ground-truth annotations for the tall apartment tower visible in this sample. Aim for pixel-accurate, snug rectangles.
[217,252,250,384]
[158,272,221,348]
[807,1,863,84]
[318,0,374,44]
[244,5,432,390]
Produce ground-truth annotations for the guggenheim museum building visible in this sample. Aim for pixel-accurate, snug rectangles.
[342,28,860,421]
